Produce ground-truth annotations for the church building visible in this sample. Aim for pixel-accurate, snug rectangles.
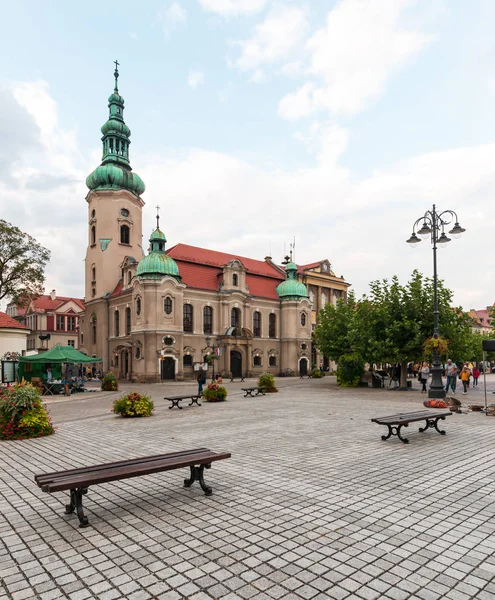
[79,66,349,381]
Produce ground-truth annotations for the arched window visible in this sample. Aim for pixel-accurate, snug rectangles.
[233,273,238,286]
[203,306,213,334]
[125,307,131,336]
[183,355,193,366]
[164,297,173,315]
[136,296,141,316]
[301,312,306,326]
[135,345,141,359]
[92,325,96,344]
[114,310,120,337]
[127,271,132,285]
[269,355,277,367]
[269,313,276,338]
[120,225,130,245]
[253,311,261,337]
[91,266,96,282]
[254,356,262,366]
[231,307,241,328]
[183,304,193,332]
[91,226,96,246]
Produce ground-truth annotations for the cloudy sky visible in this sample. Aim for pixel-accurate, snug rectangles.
[1,0,494,311]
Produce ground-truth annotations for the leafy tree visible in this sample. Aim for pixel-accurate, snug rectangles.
[315,291,358,361]
[315,270,472,389]
[0,220,51,306]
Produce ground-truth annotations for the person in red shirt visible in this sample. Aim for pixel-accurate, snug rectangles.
[472,367,480,387]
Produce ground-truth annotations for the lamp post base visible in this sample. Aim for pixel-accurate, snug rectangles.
[428,356,446,400]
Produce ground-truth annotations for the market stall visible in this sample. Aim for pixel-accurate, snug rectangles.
[19,346,102,395]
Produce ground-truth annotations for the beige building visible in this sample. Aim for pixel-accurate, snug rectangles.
[80,66,349,381]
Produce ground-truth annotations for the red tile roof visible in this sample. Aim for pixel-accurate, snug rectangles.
[168,244,285,279]
[22,295,85,313]
[298,261,322,271]
[168,244,284,300]
[0,312,28,330]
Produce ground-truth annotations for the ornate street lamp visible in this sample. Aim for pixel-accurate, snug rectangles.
[205,335,222,382]
[406,205,465,399]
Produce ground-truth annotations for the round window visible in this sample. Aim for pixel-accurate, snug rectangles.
[120,208,130,217]
[163,336,174,346]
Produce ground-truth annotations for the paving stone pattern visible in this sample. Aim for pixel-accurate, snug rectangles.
[1,377,495,599]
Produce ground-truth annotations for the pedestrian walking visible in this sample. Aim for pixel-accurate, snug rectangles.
[472,367,480,387]
[419,361,429,393]
[460,365,470,394]
[444,359,457,394]
[197,368,207,395]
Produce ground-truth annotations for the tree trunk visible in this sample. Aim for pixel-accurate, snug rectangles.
[399,362,409,391]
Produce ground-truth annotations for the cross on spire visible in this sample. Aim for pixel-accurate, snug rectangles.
[113,59,120,92]
[156,205,160,229]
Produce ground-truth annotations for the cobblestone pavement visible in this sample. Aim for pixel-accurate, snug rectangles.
[1,377,495,600]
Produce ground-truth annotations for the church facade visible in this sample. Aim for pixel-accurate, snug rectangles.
[79,66,349,382]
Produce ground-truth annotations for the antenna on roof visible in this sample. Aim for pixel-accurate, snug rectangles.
[293,236,296,263]
[156,205,160,229]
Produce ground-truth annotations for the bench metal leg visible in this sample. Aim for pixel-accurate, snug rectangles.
[244,391,253,397]
[65,488,89,528]
[183,464,213,496]
[419,416,446,435]
[381,424,409,444]
[169,399,182,410]
[189,396,202,406]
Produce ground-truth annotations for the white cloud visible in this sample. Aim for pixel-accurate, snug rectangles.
[198,0,268,16]
[249,69,268,84]
[156,2,187,36]
[129,32,138,40]
[278,0,432,119]
[234,4,309,71]
[188,70,205,89]
[1,78,491,311]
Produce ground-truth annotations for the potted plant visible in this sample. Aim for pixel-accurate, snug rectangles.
[112,392,154,417]
[0,381,55,440]
[202,382,227,402]
[423,336,449,356]
[101,372,118,391]
[258,372,278,392]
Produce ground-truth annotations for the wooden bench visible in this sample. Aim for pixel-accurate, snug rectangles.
[241,387,266,397]
[34,448,231,528]
[371,410,452,444]
[164,393,202,409]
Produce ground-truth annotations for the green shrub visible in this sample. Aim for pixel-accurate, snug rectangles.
[101,372,118,391]
[258,372,278,392]
[311,369,323,378]
[0,382,54,440]
[336,353,365,387]
[112,392,154,417]
[202,383,227,402]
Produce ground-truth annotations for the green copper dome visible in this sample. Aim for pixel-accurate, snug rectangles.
[86,164,145,196]
[86,62,145,198]
[136,226,180,281]
[276,262,308,300]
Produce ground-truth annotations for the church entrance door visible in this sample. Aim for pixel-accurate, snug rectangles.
[121,350,129,379]
[161,357,175,380]
[300,358,308,376]
[230,350,242,378]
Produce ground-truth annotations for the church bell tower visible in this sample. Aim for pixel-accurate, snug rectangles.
[84,61,145,302]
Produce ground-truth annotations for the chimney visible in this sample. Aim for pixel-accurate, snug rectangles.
[50,289,56,301]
